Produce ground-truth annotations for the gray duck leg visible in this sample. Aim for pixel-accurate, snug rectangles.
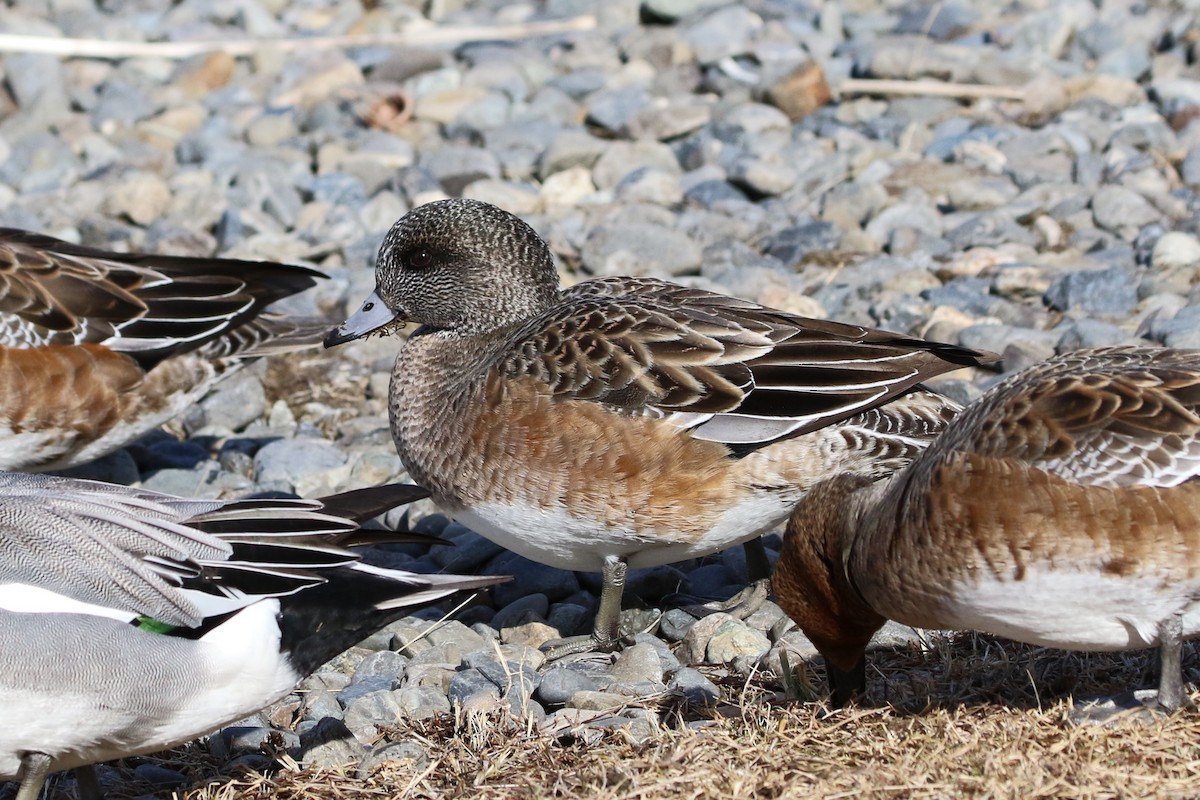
[15,753,52,800]
[542,555,629,660]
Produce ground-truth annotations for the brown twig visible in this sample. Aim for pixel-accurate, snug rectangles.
[0,16,595,60]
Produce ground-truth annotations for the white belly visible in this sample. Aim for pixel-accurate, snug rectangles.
[452,491,794,573]
[939,566,1200,650]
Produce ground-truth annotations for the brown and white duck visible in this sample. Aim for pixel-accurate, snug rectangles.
[325,198,997,656]
[775,346,1200,710]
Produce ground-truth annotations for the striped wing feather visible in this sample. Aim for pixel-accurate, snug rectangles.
[496,278,996,447]
[923,346,1200,489]
[0,475,435,628]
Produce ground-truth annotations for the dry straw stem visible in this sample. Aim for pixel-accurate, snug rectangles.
[839,78,1026,102]
[36,635,1200,800]
[0,16,595,60]
[177,701,1200,800]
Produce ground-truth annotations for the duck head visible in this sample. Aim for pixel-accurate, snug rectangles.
[325,199,560,347]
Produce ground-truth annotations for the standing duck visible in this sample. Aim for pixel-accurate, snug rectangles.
[325,199,996,656]
[775,346,1200,710]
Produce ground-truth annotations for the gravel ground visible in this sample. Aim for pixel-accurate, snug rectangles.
[4,0,1200,792]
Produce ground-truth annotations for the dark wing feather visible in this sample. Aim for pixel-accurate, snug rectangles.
[0,228,323,367]
[494,278,997,448]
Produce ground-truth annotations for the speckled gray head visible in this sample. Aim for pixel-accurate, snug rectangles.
[324,199,560,347]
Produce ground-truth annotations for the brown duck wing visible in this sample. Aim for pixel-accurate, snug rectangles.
[925,346,1200,489]
[0,229,323,367]
[493,277,997,448]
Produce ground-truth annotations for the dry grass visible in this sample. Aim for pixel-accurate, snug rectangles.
[57,633,1199,800]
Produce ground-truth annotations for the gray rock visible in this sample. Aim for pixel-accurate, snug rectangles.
[1056,319,1136,351]
[628,104,712,142]
[1091,185,1162,235]
[429,526,506,572]
[253,437,348,491]
[299,717,364,769]
[1044,268,1139,316]
[762,222,841,266]
[586,86,653,135]
[196,371,266,435]
[546,602,591,636]
[356,741,428,779]
[56,449,140,486]
[132,764,187,789]
[207,726,297,760]
[591,141,681,189]
[668,667,720,707]
[537,666,600,705]
[608,642,665,686]
[447,667,503,712]
[353,650,408,684]
[142,440,208,470]
[642,0,732,23]
[658,608,699,642]
[540,131,609,177]
[706,618,771,663]
[490,551,581,605]
[420,146,502,195]
[338,676,395,708]
[685,5,762,64]
[581,223,703,277]
[728,158,799,197]
[491,593,551,629]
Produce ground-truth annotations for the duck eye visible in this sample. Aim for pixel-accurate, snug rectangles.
[407,248,433,269]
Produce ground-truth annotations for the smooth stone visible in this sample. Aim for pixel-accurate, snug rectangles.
[1056,319,1136,350]
[338,676,395,708]
[419,146,501,196]
[668,667,720,707]
[684,5,762,64]
[658,608,699,642]
[429,528,506,572]
[355,741,428,779]
[608,642,665,686]
[253,437,348,491]
[762,221,841,267]
[491,593,551,629]
[706,618,771,663]
[196,371,267,434]
[546,603,592,636]
[581,222,702,277]
[537,666,601,706]
[56,449,140,486]
[132,764,187,789]
[565,691,631,711]
[501,621,561,649]
[591,140,681,189]
[447,667,503,712]
[1044,268,1139,316]
[208,727,276,760]
[1091,185,1162,234]
[299,717,364,768]
[489,552,580,605]
[677,612,735,664]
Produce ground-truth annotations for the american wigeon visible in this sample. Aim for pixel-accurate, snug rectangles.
[0,474,505,800]
[325,199,996,656]
[0,229,326,471]
[775,346,1200,710]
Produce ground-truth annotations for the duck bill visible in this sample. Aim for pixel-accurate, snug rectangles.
[324,290,401,348]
